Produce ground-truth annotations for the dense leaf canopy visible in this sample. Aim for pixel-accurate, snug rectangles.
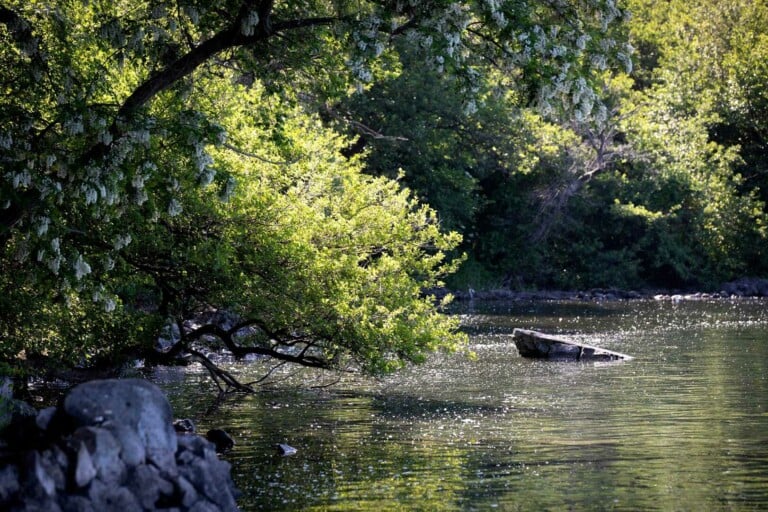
[0,1,631,384]
[341,0,768,291]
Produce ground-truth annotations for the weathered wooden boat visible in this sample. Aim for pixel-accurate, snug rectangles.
[512,328,633,361]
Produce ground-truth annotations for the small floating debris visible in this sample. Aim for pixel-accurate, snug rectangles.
[512,328,633,362]
[276,443,298,456]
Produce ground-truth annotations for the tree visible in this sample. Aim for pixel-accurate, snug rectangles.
[1,1,631,389]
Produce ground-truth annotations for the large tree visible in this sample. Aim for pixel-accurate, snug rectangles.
[0,1,631,389]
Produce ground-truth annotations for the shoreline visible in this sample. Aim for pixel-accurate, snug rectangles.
[442,277,768,302]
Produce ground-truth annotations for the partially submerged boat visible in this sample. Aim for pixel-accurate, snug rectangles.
[512,328,633,361]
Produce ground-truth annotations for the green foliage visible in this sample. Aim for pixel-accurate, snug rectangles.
[338,0,768,292]
[0,0,634,380]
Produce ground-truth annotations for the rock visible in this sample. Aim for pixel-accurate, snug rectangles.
[126,463,170,509]
[176,475,200,508]
[103,422,146,467]
[721,277,768,297]
[276,443,297,456]
[31,449,67,497]
[174,418,196,434]
[35,407,57,432]
[177,432,213,460]
[512,328,633,361]
[74,442,97,487]
[189,500,222,512]
[206,429,234,453]
[60,494,96,512]
[63,378,177,473]
[0,397,39,449]
[0,378,241,511]
[178,456,238,511]
[0,465,20,505]
[88,478,142,511]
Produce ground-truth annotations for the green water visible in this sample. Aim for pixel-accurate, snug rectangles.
[157,299,768,511]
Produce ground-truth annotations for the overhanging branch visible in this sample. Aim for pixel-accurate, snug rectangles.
[82,7,340,166]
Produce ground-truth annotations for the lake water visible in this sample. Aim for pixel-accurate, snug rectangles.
[157,299,768,511]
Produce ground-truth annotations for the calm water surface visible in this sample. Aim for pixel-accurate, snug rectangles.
[157,299,768,511]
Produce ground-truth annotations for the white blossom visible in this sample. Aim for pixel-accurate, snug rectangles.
[73,254,91,280]
[576,34,591,51]
[617,51,632,74]
[48,255,62,274]
[240,10,260,36]
[84,187,98,205]
[132,173,146,189]
[12,170,32,189]
[551,45,568,58]
[219,176,237,202]
[64,117,84,135]
[463,99,478,116]
[539,98,554,117]
[104,298,116,313]
[14,243,29,263]
[195,145,214,172]
[113,233,132,250]
[135,189,148,205]
[184,6,200,25]
[591,54,607,71]
[198,167,216,186]
[595,104,608,125]
[168,198,183,216]
[129,129,151,145]
[36,216,50,236]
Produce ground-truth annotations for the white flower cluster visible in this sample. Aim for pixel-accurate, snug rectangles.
[349,16,387,86]
[48,237,62,274]
[484,0,507,29]
[240,10,260,37]
[219,175,237,202]
[0,132,12,149]
[113,233,132,250]
[183,5,200,25]
[597,0,625,33]
[91,286,118,312]
[35,216,50,236]
[194,142,215,185]
[168,198,183,216]
[73,254,92,280]
[198,166,216,186]
[64,116,84,135]
[10,170,32,189]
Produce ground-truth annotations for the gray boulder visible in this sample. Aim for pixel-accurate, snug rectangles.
[63,378,177,472]
[1,378,240,512]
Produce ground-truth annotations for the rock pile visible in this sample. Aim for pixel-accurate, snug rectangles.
[0,378,239,512]
[720,277,768,297]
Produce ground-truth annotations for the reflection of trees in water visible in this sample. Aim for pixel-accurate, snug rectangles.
[163,301,768,511]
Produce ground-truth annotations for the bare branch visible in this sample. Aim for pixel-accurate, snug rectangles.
[186,347,256,393]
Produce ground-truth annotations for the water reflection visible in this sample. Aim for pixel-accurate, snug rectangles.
[158,300,768,511]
